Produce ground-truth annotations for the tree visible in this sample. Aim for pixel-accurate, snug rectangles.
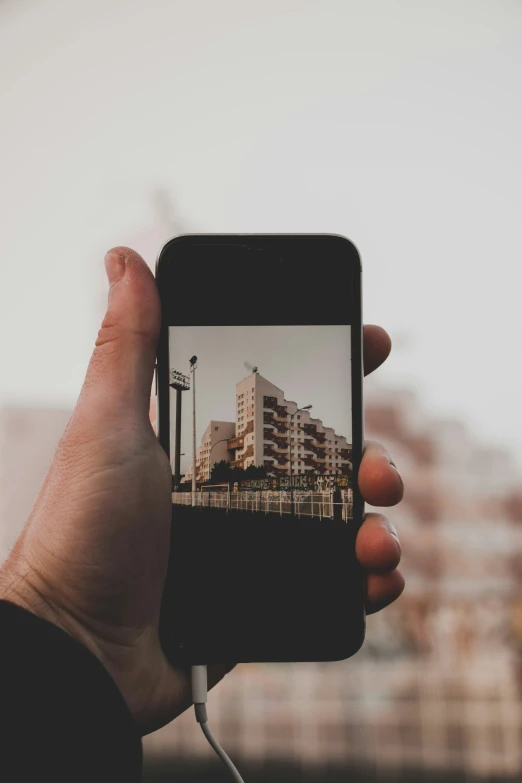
[244,464,269,479]
[209,459,233,484]
[230,466,246,483]
[208,461,269,485]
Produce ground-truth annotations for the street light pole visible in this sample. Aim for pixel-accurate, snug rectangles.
[189,356,198,504]
[169,369,190,492]
[174,389,182,487]
[289,425,292,508]
[288,404,312,515]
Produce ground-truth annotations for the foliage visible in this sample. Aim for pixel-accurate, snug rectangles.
[207,460,269,484]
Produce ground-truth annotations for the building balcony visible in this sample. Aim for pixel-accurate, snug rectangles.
[273,436,289,446]
[303,445,321,457]
[227,436,244,450]
[230,459,244,469]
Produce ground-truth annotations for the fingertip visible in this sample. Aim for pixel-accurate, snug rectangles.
[358,457,404,507]
[105,245,144,263]
[363,325,392,375]
[356,515,402,572]
[366,570,405,614]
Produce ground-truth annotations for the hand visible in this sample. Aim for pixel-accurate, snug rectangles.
[0,247,404,736]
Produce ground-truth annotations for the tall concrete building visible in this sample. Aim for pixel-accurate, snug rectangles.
[183,420,236,484]
[231,371,352,477]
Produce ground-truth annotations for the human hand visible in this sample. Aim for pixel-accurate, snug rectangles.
[0,247,404,736]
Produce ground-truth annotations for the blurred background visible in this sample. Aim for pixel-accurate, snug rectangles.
[2,0,522,780]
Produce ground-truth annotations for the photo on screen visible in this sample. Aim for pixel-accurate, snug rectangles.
[168,325,354,521]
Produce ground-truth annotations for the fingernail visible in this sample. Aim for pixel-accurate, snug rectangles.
[389,460,404,490]
[104,252,126,287]
[388,520,399,539]
[387,521,401,547]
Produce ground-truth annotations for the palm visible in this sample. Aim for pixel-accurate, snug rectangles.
[17,416,181,732]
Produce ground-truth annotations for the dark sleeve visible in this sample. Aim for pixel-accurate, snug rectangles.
[0,599,142,782]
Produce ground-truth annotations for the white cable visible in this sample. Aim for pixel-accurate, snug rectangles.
[191,664,246,783]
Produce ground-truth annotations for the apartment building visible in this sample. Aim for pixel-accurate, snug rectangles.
[182,372,352,486]
[232,371,352,477]
[183,420,235,484]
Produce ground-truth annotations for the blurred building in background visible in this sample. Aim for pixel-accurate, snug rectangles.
[144,377,522,781]
[0,406,71,564]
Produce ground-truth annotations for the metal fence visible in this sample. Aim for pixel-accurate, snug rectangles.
[172,490,353,522]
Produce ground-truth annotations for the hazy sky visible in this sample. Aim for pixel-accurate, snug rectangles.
[1,1,522,466]
[170,326,352,472]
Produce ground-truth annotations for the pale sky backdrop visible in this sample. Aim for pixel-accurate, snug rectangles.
[1,1,522,465]
[169,326,352,473]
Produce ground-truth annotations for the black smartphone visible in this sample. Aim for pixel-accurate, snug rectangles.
[156,234,364,666]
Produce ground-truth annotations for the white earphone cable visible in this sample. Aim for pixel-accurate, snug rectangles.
[191,664,245,783]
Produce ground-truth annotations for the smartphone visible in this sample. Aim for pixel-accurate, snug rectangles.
[156,235,364,666]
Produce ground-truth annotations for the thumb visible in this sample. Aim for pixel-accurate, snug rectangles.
[78,247,160,425]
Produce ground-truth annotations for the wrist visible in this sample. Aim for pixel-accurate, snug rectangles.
[0,562,174,734]
[0,566,55,622]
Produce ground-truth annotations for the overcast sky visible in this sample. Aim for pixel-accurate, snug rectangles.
[1,1,522,467]
[170,326,351,472]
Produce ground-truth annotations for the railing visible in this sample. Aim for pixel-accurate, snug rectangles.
[172,490,353,522]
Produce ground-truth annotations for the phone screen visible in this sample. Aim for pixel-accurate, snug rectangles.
[157,236,364,665]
